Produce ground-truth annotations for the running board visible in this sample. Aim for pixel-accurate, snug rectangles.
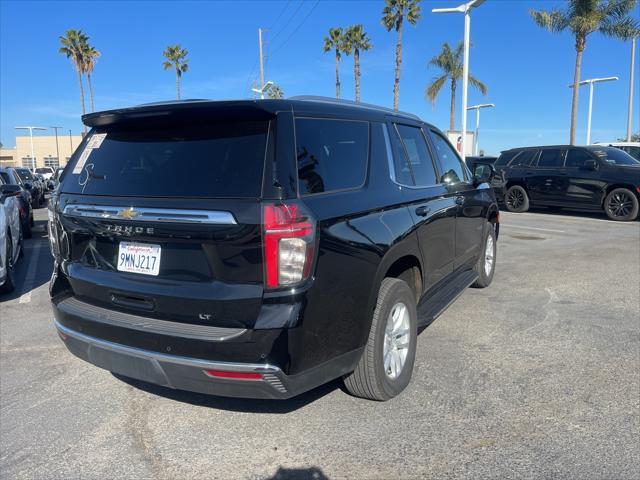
[417,269,478,328]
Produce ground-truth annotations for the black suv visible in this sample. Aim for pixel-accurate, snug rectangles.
[497,145,640,221]
[48,98,499,401]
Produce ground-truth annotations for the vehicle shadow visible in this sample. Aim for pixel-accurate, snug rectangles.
[113,373,342,413]
[265,466,330,479]
[0,219,52,302]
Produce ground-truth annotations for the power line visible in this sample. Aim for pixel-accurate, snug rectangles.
[269,0,293,33]
[270,0,320,57]
[269,0,306,45]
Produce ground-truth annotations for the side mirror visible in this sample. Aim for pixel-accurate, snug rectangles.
[0,184,21,203]
[473,163,495,185]
[584,159,598,171]
[23,182,33,190]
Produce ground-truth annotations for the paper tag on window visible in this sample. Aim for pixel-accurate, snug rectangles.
[86,133,107,149]
[72,148,93,174]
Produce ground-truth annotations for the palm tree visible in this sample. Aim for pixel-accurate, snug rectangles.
[267,84,284,99]
[344,25,373,102]
[323,27,346,98]
[381,0,421,111]
[426,41,487,132]
[530,0,639,144]
[59,29,88,124]
[81,42,100,112]
[162,45,189,100]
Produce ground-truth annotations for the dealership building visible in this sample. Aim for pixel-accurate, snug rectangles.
[0,133,83,169]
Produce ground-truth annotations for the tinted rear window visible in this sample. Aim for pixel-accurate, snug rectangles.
[495,151,518,167]
[15,169,34,181]
[295,118,369,195]
[60,121,269,198]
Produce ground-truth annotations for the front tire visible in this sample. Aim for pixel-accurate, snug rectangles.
[344,278,417,401]
[604,188,639,221]
[505,185,530,213]
[472,225,497,288]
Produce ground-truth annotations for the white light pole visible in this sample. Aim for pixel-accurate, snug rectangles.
[15,126,47,169]
[466,103,494,156]
[433,0,485,159]
[569,76,618,145]
[251,81,273,100]
[627,37,636,142]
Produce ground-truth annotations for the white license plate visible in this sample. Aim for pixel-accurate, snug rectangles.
[117,242,161,276]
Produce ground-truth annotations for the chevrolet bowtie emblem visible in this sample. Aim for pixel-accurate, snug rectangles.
[119,207,139,219]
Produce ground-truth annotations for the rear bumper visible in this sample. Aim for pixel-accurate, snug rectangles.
[55,319,297,399]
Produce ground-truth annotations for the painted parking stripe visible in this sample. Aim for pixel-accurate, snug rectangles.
[18,240,43,304]
[503,224,566,234]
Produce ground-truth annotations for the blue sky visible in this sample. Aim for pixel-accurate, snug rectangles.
[1,0,638,156]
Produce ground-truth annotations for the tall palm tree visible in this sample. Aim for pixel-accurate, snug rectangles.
[323,27,346,99]
[59,29,88,125]
[344,25,373,102]
[162,45,189,100]
[530,0,639,144]
[381,0,421,111]
[426,41,487,132]
[81,42,100,112]
[267,84,284,99]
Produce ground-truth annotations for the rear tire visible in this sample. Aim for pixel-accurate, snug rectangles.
[0,234,16,294]
[472,225,497,288]
[505,185,529,213]
[343,278,417,401]
[604,188,639,221]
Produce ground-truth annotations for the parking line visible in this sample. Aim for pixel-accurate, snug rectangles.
[18,241,43,304]
[503,224,566,234]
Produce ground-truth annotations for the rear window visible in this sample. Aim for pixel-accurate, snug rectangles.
[36,168,53,174]
[510,150,537,167]
[61,121,269,198]
[495,151,518,167]
[295,118,369,195]
[15,169,34,181]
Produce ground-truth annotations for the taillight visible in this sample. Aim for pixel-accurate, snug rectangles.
[263,202,316,289]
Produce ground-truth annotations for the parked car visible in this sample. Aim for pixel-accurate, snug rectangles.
[9,167,44,208]
[49,97,499,401]
[35,167,55,181]
[0,175,23,293]
[0,168,34,238]
[497,145,640,221]
[594,142,640,161]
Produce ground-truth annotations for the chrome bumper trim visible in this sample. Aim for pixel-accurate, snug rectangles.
[62,204,237,225]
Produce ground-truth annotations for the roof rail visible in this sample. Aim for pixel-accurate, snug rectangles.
[289,95,421,121]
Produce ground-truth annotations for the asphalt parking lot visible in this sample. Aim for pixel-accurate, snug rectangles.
[1,205,639,480]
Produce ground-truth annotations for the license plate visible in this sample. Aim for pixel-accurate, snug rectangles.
[117,242,161,276]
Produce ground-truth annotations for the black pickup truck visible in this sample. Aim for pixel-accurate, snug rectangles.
[49,97,499,401]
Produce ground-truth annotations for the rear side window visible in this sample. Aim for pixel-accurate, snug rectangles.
[427,130,466,184]
[495,151,518,167]
[536,149,563,167]
[565,149,593,168]
[61,121,269,198]
[395,124,438,186]
[295,118,369,195]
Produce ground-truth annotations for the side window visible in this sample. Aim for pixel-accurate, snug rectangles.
[536,149,563,168]
[295,118,369,195]
[395,124,438,186]
[495,151,517,167]
[427,130,466,184]
[565,148,593,168]
[510,150,537,167]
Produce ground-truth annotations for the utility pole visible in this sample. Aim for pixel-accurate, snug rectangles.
[627,37,636,142]
[258,28,265,97]
[50,126,62,165]
[69,129,73,153]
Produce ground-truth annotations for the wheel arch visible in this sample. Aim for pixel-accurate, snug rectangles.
[602,183,640,206]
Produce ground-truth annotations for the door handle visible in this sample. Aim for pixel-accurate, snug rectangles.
[455,196,464,206]
[415,206,430,217]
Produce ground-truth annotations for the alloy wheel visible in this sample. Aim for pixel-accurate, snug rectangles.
[383,302,410,380]
[484,235,495,276]
[507,189,524,209]
[607,191,634,218]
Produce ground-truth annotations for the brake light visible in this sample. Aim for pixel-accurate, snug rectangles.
[263,203,316,289]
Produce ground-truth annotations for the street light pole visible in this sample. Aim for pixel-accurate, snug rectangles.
[15,126,47,169]
[50,126,63,165]
[627,37,636,142]
[251,81,273,100]
[69,129,73,153]
[570,76,618,145]
[466,103,495,155]
[433,0,485,160]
